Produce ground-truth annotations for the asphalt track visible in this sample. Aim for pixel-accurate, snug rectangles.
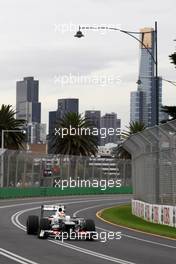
[0,195,176,264]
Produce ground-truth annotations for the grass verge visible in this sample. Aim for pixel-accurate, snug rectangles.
[100,204,176,239]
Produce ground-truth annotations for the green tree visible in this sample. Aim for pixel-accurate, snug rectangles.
[169,50,176,67]
[51,112,98,156]
[122,121,146,139]
[0,104,26,149]
[113,121,146,160]
[51,112,98,179]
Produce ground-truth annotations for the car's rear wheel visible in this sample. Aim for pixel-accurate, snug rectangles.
[26,215,39,235]
[85,219,96,241]
[85,219,95,231]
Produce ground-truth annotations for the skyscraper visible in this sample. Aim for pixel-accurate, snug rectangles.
[27,123,46,144]
[130,91,144,123]
[57,98,79,119]
[48,111,57,136]
[130,27,162,127]
[16,77,41,123]
[101,113,121,145]
[16,77,46,144]
[48,98,79,153]
[85,110,101,145]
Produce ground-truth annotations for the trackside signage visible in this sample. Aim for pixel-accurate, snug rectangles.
[132,199,176,227]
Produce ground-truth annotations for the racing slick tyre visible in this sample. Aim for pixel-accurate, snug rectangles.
[38,218,51,239]
[85,219,95,231]
[26,215,39,235]
[85,219,96,241]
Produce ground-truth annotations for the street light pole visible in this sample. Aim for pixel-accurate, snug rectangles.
[75,22,161,203]
[155,21,159,125]
[137,77,176,86]
[75,22,159,125]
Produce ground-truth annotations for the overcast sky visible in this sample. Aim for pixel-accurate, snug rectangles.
[0,0,176,130]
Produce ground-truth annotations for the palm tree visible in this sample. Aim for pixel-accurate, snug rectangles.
[51,112,98,179]
[113,121,146,159]
[0,104,26,149]
[122,121,146,139]
[51,112,98,156]
[169,50,176,67]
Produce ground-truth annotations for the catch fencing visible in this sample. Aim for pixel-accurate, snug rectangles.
[0,151,131,188]
[123,120,176,205]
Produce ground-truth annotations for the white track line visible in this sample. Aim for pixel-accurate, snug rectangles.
[12,202,176,250]
[0,196,122,209]
[12,198,176,251]
[73,201,127,216]
[11,198,121,231]
[0,248,39,264]
[50,239,135,264]
[11,199,137,264]
[74,203,176,250]
[12,197,176,264]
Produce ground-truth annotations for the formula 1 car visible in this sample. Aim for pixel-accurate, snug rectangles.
[26,204,96,240]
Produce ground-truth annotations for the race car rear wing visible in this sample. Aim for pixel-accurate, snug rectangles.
[41,204,65,211]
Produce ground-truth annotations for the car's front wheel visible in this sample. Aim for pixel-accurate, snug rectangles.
[26,215,39,235]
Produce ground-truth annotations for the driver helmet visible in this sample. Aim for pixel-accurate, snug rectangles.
[57,207,65,217]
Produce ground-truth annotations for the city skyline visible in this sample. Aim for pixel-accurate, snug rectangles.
[48,96,121,152]
[0,2,175,263]
[0,0,175,129]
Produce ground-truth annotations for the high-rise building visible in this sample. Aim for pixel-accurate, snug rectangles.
[85,110,101,145]
[48,111,57,136]
[27,123,46,144]
[16,77,41,123]
[57,98,79,119]
[16,77,46,144]
[48,98,79,153]
[101,113,121,145]
[130,27,162,127]
[130,91,144,123]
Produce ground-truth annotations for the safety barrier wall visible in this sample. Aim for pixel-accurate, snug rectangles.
[132,199,176,228]
[0,186,132,199]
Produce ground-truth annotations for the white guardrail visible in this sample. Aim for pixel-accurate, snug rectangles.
[132,199,176,228]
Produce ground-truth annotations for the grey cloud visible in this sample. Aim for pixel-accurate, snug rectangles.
[0,44,137,82]
[0,0,175,128]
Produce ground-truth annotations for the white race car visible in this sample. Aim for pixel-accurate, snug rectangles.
[26,204,96,240]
